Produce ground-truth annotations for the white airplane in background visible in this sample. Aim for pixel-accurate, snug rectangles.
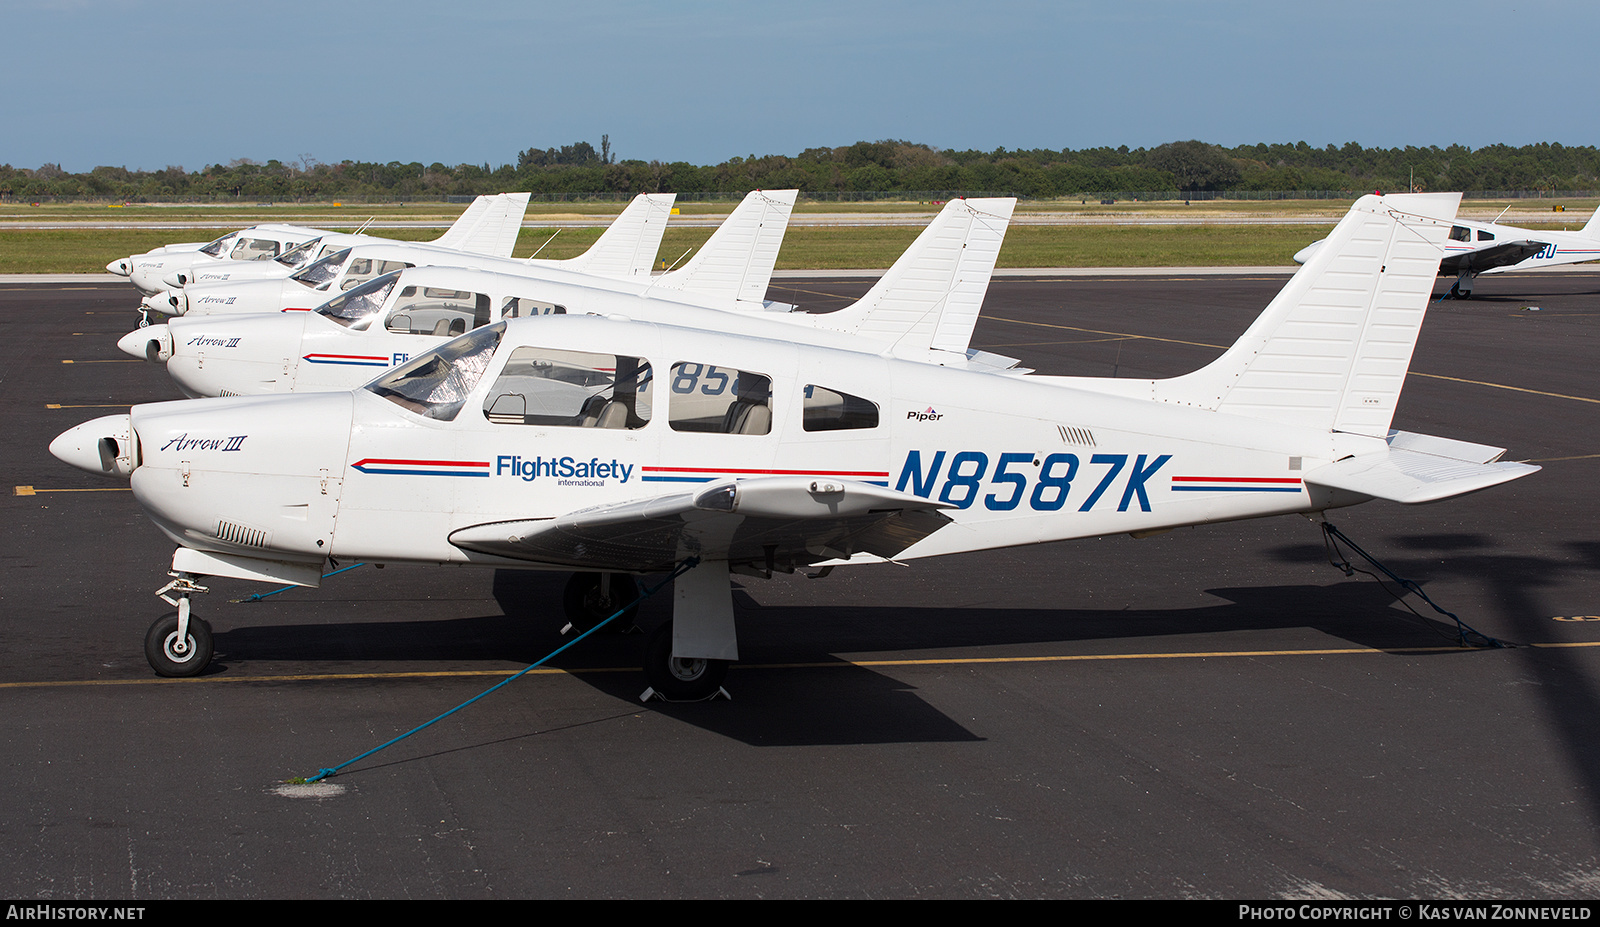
[117,197,1019,398]
[155,192,675,291]
[1294,202,1600,298]
[137,189,801,322]
[53,193,1538,695]
[109,193,533,298]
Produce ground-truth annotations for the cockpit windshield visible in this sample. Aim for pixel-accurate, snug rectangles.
[316,272,400,330]
[274,237,324,268]
[365,322,505,421]
[289,248,352,289]
[198,232,240,258]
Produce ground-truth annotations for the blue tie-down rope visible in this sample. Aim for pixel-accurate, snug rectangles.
[297,557,701,784]
[1321,521,1502,649]
[232,562,367,603]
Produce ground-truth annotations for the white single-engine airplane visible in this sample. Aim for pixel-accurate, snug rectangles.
[109,193,533,297]
[134,189,800,322]
[1294,202,1600,298]
[53,193,1537,698]
[119,197,1020,399]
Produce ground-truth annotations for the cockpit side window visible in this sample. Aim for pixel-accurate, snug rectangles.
[482,347,652,429]
[230,237,281,261]
[366,322,505,421]
[341,257,412,290]
[385,286,491,337]
[1449,226,1472,242]
[274,237,324,268]
[668,363,772,435]
[802,385,879,431]
[1477,230,1496,242]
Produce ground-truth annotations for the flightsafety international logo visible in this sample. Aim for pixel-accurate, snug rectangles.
[496,455,634,486]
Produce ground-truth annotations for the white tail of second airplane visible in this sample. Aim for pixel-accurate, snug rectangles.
[551,193,676,279]
[649,190,798,309]
[811,197,1015,364]
[430,192,532,258]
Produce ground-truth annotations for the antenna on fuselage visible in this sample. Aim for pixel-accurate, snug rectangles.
[526,229,561,260]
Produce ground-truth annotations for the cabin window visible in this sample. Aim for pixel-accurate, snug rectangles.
[802,385,879,432]
[1477,230,1495,242]
[667,363,771,435]
[229,237,281,260]
[366,322,504,421]
[1449,226,1472,242]
[482,346,652,429]
[341,257,412,290]
[385,286,491,336]
[501,296,566,318]
[317,273,401,330]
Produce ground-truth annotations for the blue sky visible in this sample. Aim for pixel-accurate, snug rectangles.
[6,0,1595,173]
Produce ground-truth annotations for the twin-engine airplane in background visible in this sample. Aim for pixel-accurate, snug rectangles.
[1294,202,1600,298]
[119,197,1020,399]
[53,193,1538,698]
[133,189,800,322]
[109,192,533,298]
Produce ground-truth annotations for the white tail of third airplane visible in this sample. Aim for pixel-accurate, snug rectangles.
[551,193,676,279]
[430,192,532,258]
[649,190,798,309]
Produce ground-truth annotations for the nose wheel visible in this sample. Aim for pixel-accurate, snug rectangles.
[145,611,213,677]
[562,571,640,634]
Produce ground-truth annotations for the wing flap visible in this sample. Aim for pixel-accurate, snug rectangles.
[448,477,954,571]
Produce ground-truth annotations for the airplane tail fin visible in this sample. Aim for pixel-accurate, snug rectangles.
[1581,204,1600,239]
[430,192,532,258]
[649,190,797,308]
[1155,192,1460,437]
[812,197,1016,362]
[552,193,675,279]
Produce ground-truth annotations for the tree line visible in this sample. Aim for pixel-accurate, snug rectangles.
[5,139,1599,201]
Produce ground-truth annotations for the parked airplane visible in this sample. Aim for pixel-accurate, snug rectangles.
[135,189,801,323]
[118,197,1020,399]
[155,193,674,293]
[110,193,533,298]
[53,193,1536,697]
[1294,203,1600,297]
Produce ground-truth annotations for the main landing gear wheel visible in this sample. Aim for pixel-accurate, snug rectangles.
[563,572,639,633]
[145,611,213,677]
[644,620,729,701]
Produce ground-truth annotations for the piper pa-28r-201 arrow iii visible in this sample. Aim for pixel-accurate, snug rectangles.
[1294,202,1600,298]
[53,193,1537,697]
[140,189,797,323]
[109,192,534,299]
[120,197,1020,399]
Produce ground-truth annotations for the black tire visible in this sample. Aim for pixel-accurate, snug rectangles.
[562,572,639,632]
[145,611,213,678]
[644,620,729,700]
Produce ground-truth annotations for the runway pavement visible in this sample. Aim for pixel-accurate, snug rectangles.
[4,270,1600,899]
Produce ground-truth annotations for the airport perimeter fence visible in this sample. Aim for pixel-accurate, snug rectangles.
[4,189,1597,206]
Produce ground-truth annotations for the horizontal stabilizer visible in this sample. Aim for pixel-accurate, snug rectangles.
[431,193,531,258]
[448,477,953,571]
[1303,432,1538,505]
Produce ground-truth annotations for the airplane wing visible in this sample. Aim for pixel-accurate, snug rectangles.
[1439,239,1548,276]
[447,476,955,572]
[1302,431,1538,505]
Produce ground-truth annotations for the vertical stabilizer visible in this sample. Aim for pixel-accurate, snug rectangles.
[812,197,1015,361]
[650,190,797,307]
[552,193,675,279]
[430,192,532,258]
[1156,192,1459,436]
[1581,203,1600,238]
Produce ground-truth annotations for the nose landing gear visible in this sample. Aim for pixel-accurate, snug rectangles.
[147,574,213,677]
